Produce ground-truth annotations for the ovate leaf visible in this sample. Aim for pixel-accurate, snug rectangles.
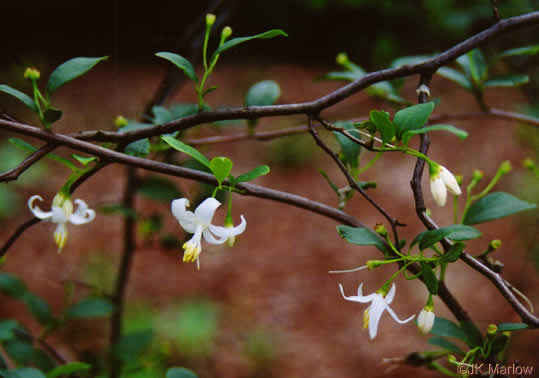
[245,80,280,107]
[212,30,288,58]
[428,336,464,354]
[484,75,529,87]
[420,262,438,294]
[498,44,539,58]
[430,316,467,342]
[46,362,91,378]
[65,298,114,318]
[336,225,387,253]
[393,102,435,140]
[412,225,481,250]
[369,110,394,143]
[462,192,536,225]
[209,157,233,186]
[166,367,199,378]
[155,52,197,82]
[47,56,108,94]
[401,124,468,146]
[436,67,473,90]
[0,85,38,112]
[497,323,529,332]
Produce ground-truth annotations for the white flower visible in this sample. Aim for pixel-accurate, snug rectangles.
[171,197,246,269]
[28,193,96,252]
[417,307,435,335]
[339,283,415,339]
[430,165,462,207]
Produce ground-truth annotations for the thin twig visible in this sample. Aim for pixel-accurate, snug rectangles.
[0,143,57,183]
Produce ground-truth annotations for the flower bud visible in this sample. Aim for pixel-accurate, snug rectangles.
[221,26,232,40]
[487,324,498,336]
[366,260,384,270]
[115,115,128,128]
[489,240,501,250]
[472,170,484,180]
[206,13,216,27]
[336,52,349,66]
[24,67,40,81]
[374,223,388,237]
[499,160,512,174]
[417,307,435,335]
[523,158,535,170]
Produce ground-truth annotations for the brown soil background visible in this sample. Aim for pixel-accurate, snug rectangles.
[1,62,538,377]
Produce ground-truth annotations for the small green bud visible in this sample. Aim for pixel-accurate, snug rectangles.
[489,240,502,250]
[115,115,128,128]
[487,324,498,335]
[523,158,535,170]
[206,13,216,27]
[336,52,349,66]
[447,355,457,364]
[455,174,463,185]
[366,260,384,270]
[222,26,232,40]
[499,160,512,174]
[24,67,40,81]
[374,223,388,237]
[502,331,511,337]
[472,170,484,180]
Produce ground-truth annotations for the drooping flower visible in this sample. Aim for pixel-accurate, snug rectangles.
[339,283,415,339]
[417,306,435,335]
[28,193,96,252]
[429,165,462,207]
[171,197,246,269]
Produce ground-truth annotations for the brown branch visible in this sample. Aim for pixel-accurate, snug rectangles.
[0,142,58,183]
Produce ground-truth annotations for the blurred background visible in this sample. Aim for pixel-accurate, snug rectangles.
[1,1,538,377]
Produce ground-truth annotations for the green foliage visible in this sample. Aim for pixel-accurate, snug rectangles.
[166,368,198,378]
[0,320,18,341]
[9,138,77,170]
[369,111,394,144]
[245,80,281,107]
[0,85,38,112]
[498,44,539,58]
[411,225,481,250]
[155,53,197,82]
[161,136,210,168]
[119,122,153,157]
[401,125,468,146]
[209,157,233,187]
[496,323,529,332]
[234,165,270,183]
[484,74,529,87]
[462,192,536,225]
[440,242,465,264]
[46,362,91,378]
[212,30,288,58]
[65,298,114,319]
[0,367,46,378]
[336,225,387,253]
[393,102,434,141]
[46,57,108,94]
[420,262,438,294]
[114,330,153,364]
[428,336,464,354]
[333,121,360,172]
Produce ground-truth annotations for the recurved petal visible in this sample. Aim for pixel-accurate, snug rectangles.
[338,283,375,303]
[194,197,221,225]
[384,302,415,325]
[440,167,462,195]
[70,199,96,224]
[28,195,53,219]
[171,198,198,233]
[367,296,386,339]
[207,215,246,239]
[385,283,396,304]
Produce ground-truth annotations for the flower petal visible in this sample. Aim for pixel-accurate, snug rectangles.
[171,198,198,233]
[383,302,415,324]
[70,199,96,224]
[53,223,68,252]
[430,176,447,206]
[202,228,227,245]
[368,295,386,339]
[207,215,246,239]
[28,195,53,219]
[51,206,69,224]
[338,283,375,303]
[194,197,221,225]
[440,167,462,195]
[385,283,396,304]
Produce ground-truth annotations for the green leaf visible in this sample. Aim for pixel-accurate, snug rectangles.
[46,362,91,378]
[212,29,288,59]
[2,368,46,378]
[430,316,468,342]
[0,320,18,341]
[440,242,465,263]
[71,154,97,166]
[235,165,270,183]
[155,52,197,82]
[393,102,435,140]
[436,67,473,90]
[484,74,529,87]
[8,138,77,170]
[161,135,210,168]
[401,124,468,146]
[333,121,360,169]
[460,321,483,347]
[323,71,364,81]
[336,225,387,253]
[202,86,217,97]
[42,107,62,124]
[0,273,27,297]
[420,262,438,294]
[367,81,409,105]
[137,175,182,202]
[0,85,38,112]
[467,49,487,84]
[46,56,108,94]
[462,192,536,225]
[498,44,539,58]
[391,55,431,68]
[209,157,233,186]
[413,225,481,250]
[120,121,153,157]
[166,367,199,378]
[3,340,36,366]
[428,336,464,354]
[369,110,394,143]
[114,330,153,363]
[319,169,340,196]
[497,323,529,332]
[21,293,53,325]
[245,80,280,107]
[65,298,114,318]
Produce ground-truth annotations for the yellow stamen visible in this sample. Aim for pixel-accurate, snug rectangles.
[363,308,370,329]
[182,241,201,263]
